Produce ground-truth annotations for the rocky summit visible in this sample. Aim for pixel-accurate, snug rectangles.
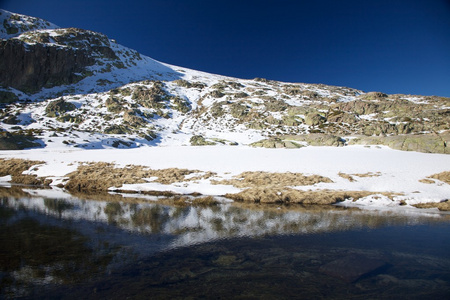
[1,9,449,153]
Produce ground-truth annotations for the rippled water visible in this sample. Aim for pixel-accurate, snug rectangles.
[0,186,449,299]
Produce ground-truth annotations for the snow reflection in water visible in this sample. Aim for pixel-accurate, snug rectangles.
[3,187,448,249]
[1,187,449,299]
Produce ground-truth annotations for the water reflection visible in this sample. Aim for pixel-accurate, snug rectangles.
[1,187,449,248]
[0,206,117,298]
[0,186,449,299]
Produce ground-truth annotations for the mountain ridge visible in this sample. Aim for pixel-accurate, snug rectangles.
[0,9,448,153]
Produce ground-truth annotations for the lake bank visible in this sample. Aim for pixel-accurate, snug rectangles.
[1,145,449,211]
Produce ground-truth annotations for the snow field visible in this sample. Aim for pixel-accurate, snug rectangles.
[1,145,449,211]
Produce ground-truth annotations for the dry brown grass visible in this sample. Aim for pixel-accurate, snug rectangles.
[187,171,217,182]
[351,172,381,178]
[67,163,184,191]
[64,162,209,192]
[413,200,450,211]
[428,171,450,184]
[0,158,50,186]
[419,178,436,184]
[338,172,381,182]
[213,171,332,189]
[65,162,149,192]
[191,196,218,207]
[338,172,355,182]
[418,171,450,185]
[224,187,385,204]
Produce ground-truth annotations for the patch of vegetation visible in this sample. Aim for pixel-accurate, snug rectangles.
[171,96,191,113]
[230,102,248,119]
[123,109,146,127]
[225,188,382,204]
[173,80,206,89]
[190,196,219,207]
[413,200,450,211]
[140,130,157,141]
[4,23,17,36]
[264,98,288,112]
[214,171,332,189]
[427,171,450,184]
[233,92,249,99]
[64,162,201,192]
[132,82,168,109]
[283,85,303,96]
[105,96,125,113]
[281,115,300,126]
[301,90,319,99]
[103,125,130,135]
[210,90,225,98]
[0,158,49,185]
[45,99,76,117]
[110,87,132,97]
[338,172,356,182]
[210,101,227,117]
[173,79,192,88]
[56,114,83,123]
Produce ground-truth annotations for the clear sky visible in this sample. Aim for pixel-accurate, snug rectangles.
[2,0,450,96]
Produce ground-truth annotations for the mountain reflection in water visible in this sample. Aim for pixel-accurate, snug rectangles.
[0,186,449,299]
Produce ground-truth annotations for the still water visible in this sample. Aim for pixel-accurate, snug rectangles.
[0,186,449,299]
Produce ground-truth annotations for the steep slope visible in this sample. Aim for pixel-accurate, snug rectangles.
[0,9,181,97]
[0,9,58,39]
[0,9,449,153]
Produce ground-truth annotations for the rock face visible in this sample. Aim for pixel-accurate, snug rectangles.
[0,36,95,93]
[0,10,121,93]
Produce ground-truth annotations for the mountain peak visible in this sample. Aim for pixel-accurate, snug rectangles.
[0,10,448,154]
[0,9,59,39]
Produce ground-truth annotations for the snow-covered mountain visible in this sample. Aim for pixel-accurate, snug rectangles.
[1,9,449,153]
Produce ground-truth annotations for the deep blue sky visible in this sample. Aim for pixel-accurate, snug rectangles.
[2,0,450,96]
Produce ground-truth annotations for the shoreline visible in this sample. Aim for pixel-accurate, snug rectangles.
[1,145,449,212]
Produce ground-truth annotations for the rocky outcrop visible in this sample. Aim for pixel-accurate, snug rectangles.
[251,134,345,148]
[45,99,77,117]
[348,132,450,154]
[0,131,43,150]
[0,38,95,93]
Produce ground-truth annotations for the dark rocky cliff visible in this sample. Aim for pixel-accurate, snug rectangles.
[0,38,95,93]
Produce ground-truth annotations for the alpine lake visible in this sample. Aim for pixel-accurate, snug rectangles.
[0,186,449,299]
